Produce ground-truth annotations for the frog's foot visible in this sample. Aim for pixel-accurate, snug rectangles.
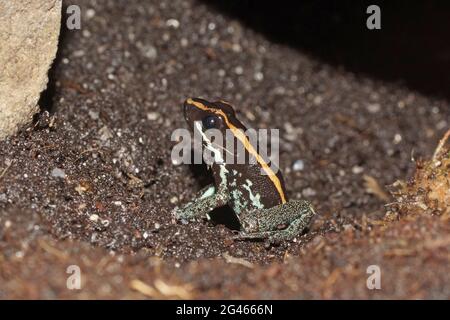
[232,230,277,241]
[172,204,197,221]
[172,184,228,221]
[232,228,297,244]
[236,200,316,243]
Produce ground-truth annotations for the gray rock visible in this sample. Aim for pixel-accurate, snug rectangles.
[51,167,66,178]
[0,0,61,139]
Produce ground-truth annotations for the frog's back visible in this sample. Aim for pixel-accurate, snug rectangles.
[213,162,286,215]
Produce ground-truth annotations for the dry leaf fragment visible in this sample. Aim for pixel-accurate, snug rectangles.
[363,175,390,201]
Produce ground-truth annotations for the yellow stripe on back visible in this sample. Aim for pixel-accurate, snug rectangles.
[187,98,286,203]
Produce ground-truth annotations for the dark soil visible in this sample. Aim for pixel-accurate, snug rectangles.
[1,0,449,299]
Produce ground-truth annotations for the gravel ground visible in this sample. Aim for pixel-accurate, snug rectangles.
[0,0,449,299]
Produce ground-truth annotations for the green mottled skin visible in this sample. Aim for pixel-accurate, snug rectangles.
[173,98,316,243]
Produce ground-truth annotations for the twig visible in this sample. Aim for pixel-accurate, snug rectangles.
[363,175,390,201]
[0,162,12,180]
[223,252,254,269]
[130,279,193,299]
[130,279,161,298]
[432,129,450,161]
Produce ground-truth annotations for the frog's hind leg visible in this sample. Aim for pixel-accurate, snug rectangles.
[173,184,229,221]
[236,200,316,243]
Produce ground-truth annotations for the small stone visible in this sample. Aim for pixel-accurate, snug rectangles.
[180,38,188,47]
[254,72,264,81]
[51,168,66,179]
[313,96,323,105]
[352,166,364,174]
[393,133,402,144]
[98,126,113,141]
[89,214,99,222]
[73,49,85,58]
[234,66,244,75]
[367,103,381,113]
[88,110,99,120]
[292,160,305,171]
[82,29,91,38]
[170,196,178,204]
[166,19,180,28]
[147,112,160,121]
[232,43,242,52]
[208,22,216,30]
[302,187,317,197]
[86,8,96,19]
[140,44,157,60]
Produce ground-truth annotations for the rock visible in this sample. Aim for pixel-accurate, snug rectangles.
[0,0,61,140]
[292,159,305,171]
[51,167,66,178]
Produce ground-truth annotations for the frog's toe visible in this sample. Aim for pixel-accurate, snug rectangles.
[231,232,254,241]
[171,207,182,219]
[172,207,189,221]
[232,231,269,241]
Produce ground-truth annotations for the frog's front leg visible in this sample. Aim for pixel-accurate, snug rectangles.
[235,200,316,243]
[173,184,229,221]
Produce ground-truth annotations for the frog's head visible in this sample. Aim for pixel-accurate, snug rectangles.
[183,98,241,136]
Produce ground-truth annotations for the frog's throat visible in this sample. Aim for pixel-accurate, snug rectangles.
[187,98,287,204]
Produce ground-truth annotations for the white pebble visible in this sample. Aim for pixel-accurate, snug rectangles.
[88,110,99,120]
[254,72,264,81]
[166,19,180,29]
[292,160,305,171]
[302,187,316,197]
[140,44,157,60]
[367,103,381,113]
[51,168,66,178]
[393,133,402,144]
[147,112,160,121]
[352,166,364,174]
[86,8,96,19]
[234,66,244,75]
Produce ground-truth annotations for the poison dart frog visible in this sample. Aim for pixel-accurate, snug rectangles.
[173,98,316,243]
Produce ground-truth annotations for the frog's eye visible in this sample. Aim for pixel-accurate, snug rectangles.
[202,115,220,129]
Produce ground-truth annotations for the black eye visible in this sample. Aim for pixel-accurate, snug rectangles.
[202,115,219,129]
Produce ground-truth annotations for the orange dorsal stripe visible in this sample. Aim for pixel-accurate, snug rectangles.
[187,98,286,203]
